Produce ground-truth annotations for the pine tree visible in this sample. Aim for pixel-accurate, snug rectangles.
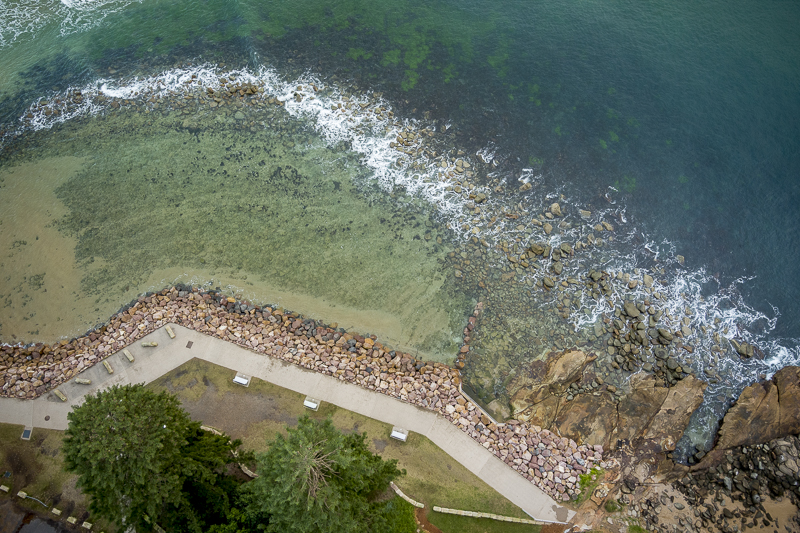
[63,384,241,531]
[241,415,404,533]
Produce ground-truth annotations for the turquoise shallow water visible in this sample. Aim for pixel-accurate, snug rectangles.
[1,0,798,461]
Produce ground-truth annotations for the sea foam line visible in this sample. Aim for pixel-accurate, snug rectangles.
[0,0,141,48]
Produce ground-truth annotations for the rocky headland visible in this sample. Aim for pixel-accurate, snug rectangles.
[567,365,800,532]
[2,284,799,531]
[0,56,796,532]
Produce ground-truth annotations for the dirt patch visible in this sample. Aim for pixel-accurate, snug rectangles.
[415,507,444,533]
[60,500,75,518]
[148,359,304,448]
[58,478,82,509]
[373,438,388,452]
[0,424,87,519]
[182,387,299,439]
[6,450,33,487]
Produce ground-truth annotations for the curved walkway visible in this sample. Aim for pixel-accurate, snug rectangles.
[0,324,574,524]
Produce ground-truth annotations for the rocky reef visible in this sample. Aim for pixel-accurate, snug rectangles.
[508,348,706,478]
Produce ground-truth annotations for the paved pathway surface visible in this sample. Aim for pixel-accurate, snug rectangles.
[0,324,574,524]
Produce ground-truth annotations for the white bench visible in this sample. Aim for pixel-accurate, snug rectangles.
[390,427,409,442]
[303,397,320,411]
[232,372,251,387]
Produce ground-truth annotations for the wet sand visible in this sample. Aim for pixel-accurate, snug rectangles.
[0,156,102,342]
[0,114,468,363]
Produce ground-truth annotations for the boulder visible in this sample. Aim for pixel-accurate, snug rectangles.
[544,350,595,394]
[623,302,640,318]
[529,243,545,255]
[609,374,670,447]
[554,391,617,446]
[641,375,706,451]
[514,364,706,458]
[510,350,596,419]
[658,328,674,342]
[710,366,800,453]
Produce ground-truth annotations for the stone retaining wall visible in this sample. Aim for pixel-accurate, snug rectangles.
[432,506,547,525]
[200,425,258,478]
[0,285,604,503]
[390,482,424,508]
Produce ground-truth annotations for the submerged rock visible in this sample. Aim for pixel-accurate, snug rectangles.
[623,302,641,318]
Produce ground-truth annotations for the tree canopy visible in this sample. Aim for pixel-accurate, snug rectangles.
[63,385,414,533]
[63,384,242,532]
[239,415,405,533]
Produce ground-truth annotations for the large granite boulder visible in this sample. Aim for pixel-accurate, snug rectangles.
[715,366,800,449]
[510,351,706,456]
[554,390,618,447]
[609,373,670,447]
[509,350,596,422]
[697,366,800,468]
[641,375,706,453]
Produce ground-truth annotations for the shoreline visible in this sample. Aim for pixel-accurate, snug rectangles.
[3,283,799,532]
[0,284,606,505]
[1,58,795,461]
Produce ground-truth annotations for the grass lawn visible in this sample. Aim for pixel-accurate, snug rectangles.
[0,356,545,533]
[427,512,545,533]
[148,358,543,532]
[0,423,116,532]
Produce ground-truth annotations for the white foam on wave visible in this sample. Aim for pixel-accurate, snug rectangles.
[6,62,496,239]
[58,0,141,37]
[565,213,800,452]
[0,0,140,48]
[0,0,55,48]
[8,62,639,304]
[267,73,488,230]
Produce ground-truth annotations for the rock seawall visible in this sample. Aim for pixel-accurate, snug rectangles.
[0,284,604,504]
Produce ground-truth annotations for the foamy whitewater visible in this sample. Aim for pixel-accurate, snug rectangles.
[3,61,799,459]
[0,0,140,48]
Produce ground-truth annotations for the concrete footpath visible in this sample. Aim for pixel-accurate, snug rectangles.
[0,324,574,524]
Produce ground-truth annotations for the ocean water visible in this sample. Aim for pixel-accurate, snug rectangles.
[1,0,798,461]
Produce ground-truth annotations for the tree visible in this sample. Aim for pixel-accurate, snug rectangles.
[240,415,405,533]
[158,424,249,533]
[63,384,241,532]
